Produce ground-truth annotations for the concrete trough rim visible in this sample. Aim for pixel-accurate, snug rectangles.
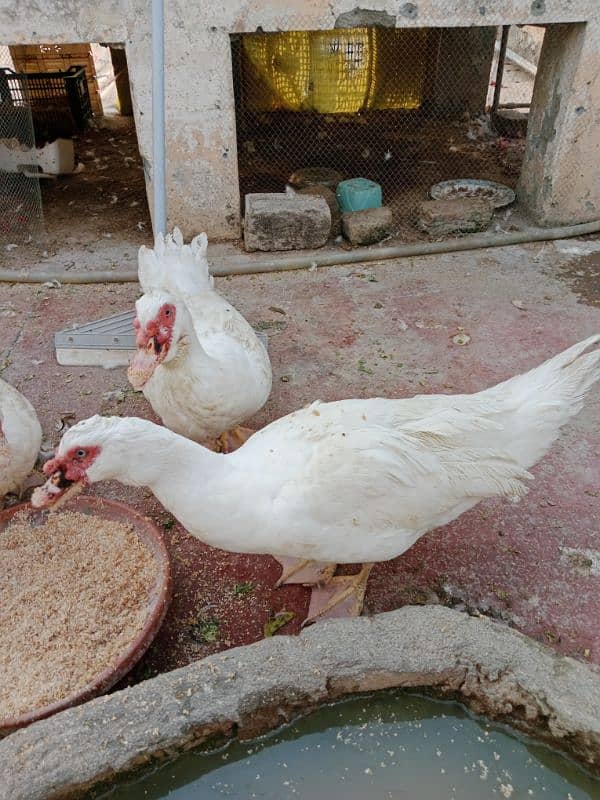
[1,605,599,799]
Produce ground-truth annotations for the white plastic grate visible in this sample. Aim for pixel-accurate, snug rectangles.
[55,310,136,368]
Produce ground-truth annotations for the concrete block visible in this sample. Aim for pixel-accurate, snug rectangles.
[297,184,341,236]
[342,206,393,245]
[244,193,331,252]
[507,24,545,67]
[417,198,493,236]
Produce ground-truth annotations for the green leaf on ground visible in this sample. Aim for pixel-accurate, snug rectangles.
[264,610,295,637]
[190,618,220,643]
[233,581,255,598]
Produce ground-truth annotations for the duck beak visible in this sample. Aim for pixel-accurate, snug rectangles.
[128,339,160,390]
[30,468,83,509]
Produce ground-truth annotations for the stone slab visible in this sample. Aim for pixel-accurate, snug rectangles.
[1,606,599,800]
[342,206,393,245]
[297,184,342,236]
[244,193,331,252]
[417,198,494,236]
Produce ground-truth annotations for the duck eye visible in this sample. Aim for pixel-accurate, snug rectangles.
[76,449,86,458]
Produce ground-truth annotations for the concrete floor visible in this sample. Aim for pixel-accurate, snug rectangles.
[0,237,598,684]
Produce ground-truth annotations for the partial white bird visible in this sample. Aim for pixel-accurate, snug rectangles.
[0,378,42,501]
[128,228,272,452]
[35,335,599,624]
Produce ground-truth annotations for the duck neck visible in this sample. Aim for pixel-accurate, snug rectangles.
[107,419,223,499]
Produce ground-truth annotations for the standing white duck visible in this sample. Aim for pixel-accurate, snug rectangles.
[127,228,272,451]
[0,378,42,501]
[34,335,599,624]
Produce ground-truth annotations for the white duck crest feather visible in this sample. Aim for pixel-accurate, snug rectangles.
[138,227,214,298]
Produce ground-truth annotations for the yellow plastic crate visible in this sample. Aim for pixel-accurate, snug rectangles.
[241,27,429,114]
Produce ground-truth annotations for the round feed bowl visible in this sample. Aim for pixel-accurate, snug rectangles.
[0,495,171,736]
[429,178,516,209]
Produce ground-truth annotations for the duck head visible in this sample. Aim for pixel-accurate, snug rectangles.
[128,291,193,389]
[30,416,154,508]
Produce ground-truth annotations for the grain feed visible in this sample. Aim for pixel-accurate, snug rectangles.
[0,509,159,720]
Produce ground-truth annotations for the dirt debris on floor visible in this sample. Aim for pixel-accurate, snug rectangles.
[0,239,598,686]
[1,119,152,273]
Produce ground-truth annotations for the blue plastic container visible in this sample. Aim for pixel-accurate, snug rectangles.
[336,177,382,213]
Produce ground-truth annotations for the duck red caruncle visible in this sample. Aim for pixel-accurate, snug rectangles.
[128,304,176,390]
[30,446,101,508]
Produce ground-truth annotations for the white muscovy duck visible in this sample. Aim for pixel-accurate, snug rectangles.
[127,228,272,451]
[0,378,42,502]
[34,335,599,624]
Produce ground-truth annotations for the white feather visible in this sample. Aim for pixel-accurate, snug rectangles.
[67,336,598,563]
[138,226,213,298]
[133,229,272,441]
[0,378,42,497]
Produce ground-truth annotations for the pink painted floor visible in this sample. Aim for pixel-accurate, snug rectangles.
[0,238,598,682]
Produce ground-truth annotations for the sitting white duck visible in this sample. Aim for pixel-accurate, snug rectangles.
[0,378,42,501]
[34,335,599,624]
[127,228,272,452]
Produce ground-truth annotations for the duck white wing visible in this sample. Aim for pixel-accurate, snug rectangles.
[226,400,531,562]
[185,291,269,362]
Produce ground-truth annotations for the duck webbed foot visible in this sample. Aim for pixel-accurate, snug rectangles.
[274,556,336,587]
[214,426,255,453]
[303,563,374,625]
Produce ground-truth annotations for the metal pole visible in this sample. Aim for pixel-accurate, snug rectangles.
[492,25,510,115]
[151,0,167,235]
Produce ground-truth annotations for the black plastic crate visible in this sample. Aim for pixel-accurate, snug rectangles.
[0,65,93,141]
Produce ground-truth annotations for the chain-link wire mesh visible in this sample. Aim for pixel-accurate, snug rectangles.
[232,24,540,242]
[0,45,45,246]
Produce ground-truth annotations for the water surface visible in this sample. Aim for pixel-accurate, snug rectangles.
[102,692,598,799]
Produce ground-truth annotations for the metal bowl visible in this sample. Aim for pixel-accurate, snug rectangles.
[430,179,516,208]
[0,495,171,735]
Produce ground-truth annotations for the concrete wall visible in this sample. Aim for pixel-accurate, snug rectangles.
[1,1,599,239]
[508,24,545,65]
[518,20,600,225]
